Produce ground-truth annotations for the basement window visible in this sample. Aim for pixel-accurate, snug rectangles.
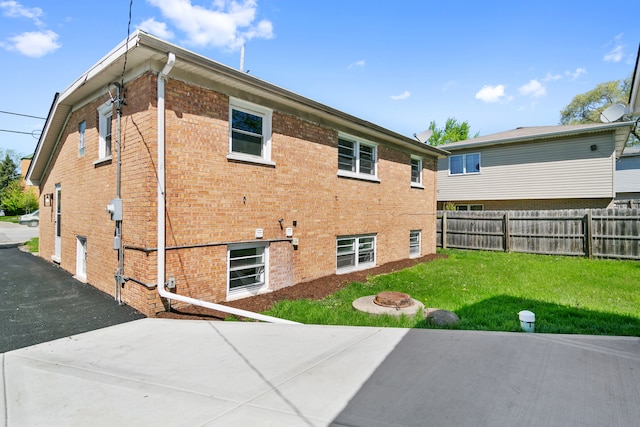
[336,234,376,273]
[227,243,268,299]
[410,230,421,258]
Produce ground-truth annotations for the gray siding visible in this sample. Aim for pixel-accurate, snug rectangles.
[616,154,640,194]
[437,133,616,201]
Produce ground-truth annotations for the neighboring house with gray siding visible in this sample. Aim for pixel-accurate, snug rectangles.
[615,146,640,205]
[436,123,633,210]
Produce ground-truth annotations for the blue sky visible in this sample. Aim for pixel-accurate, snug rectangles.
[0,0,638,157]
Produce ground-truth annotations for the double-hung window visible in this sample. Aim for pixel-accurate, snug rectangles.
[338,135,378,181]
[336,235,376,273]
[411,156,423,187]
[78,121,86,158]
[97,104,113,161]
[410,230,421,258]
[449,153,480,175]
[227,243,268,298]
[228,98,273,165]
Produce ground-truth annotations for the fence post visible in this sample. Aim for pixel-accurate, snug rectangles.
[504,211,510,252]
[586,210,593,259]
[442,211,448,249]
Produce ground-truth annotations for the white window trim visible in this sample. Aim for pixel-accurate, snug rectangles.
[97,103,113,161]
[455,204,484,211]
[411,155,424,188]
[228,98,274,166]
[226,242,269,300]
[336,234,377,274]
[337,134,380,182]
[449,153,481,175]
[410,230,421,258]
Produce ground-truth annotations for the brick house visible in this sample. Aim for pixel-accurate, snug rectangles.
[26,31,446,317]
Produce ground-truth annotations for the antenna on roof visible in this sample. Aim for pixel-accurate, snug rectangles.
[240,44,245,72]
[413,129,433,144]
[600,103,626,123]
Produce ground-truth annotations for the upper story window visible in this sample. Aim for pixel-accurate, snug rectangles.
[228,98,273,166]
[449,153,480,175]
[411,156,423,187]
[97,103,113,160]
[338,135,378,181]
[78,121,86,158]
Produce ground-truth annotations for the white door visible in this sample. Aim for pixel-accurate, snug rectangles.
[76,236,87,281]
[53,184,61,262]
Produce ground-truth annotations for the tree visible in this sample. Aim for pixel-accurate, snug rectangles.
[559,77,630,125]
[427,117,478,146]
[0,153,19,191]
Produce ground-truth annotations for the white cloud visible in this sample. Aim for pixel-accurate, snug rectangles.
[604,33,624,62]
[0,0,43,26]
[542,72,562,82]
[347,59,365,70]
[566,67,586,80]
[475,84,506,103]
[138,18,175,40]
[390,90,410,100]
[441,80,456,91]
[2,30,60,57]
[519,79,546,98]
[146,0,273,51]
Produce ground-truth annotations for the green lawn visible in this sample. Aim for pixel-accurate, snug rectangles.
[0,215,19,223]
[265,249,640,336]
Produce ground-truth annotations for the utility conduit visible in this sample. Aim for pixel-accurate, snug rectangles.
[156,52,298,325]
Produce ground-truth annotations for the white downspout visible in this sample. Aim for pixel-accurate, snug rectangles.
[156,52,298,325]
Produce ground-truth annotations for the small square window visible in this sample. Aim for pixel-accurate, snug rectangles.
[228,99,273,165]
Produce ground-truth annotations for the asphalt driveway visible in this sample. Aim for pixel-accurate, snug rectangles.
[0,247,144,353]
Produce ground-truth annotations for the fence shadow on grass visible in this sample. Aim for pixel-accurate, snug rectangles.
[415,295,640,336]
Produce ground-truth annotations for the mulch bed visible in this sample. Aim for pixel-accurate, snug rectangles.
[155,253,447,321]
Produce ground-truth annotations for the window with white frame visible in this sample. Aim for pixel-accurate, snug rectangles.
[78,121,86,158]
[229,98,273,164]
[338,136,378,180]
[97,104,113,160]
[336,235,376,273]
[449,153,480,175]
[228,244,268,297]
[411,156,422,187]
[410,230,421,258]
[455,204,483,211]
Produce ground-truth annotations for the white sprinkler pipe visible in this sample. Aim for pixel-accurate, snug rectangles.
[156,52,298,324]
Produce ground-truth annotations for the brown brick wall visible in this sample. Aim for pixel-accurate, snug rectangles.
[38,72,439,316]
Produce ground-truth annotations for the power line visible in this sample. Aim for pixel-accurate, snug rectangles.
[0,128,41,137]
[0,110,46,120]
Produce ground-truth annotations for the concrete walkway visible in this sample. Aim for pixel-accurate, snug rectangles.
[2,320,639,426]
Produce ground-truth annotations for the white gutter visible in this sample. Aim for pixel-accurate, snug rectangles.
[156,52,299,324]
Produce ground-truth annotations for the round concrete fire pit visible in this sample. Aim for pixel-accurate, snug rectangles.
[353,291,424,317]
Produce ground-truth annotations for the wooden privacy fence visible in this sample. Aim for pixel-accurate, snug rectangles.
[436,209,640,260]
